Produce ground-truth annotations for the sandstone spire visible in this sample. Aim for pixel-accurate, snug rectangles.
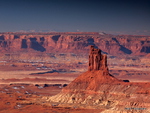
[88,45,108,71]
[48,45,122,107]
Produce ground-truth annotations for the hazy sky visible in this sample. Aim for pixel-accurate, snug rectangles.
[0,0,150,35]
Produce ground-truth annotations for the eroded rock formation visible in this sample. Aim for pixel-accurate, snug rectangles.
[0,32,150,56]
[88,45,108,71]
[45,46,150,113]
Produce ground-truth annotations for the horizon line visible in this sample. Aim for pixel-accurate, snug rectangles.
[0,31,149,36]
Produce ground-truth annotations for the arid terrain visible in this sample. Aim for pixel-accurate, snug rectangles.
[0,32,150,112]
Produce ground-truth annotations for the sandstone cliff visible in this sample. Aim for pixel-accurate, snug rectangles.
[0,32,150,56]
[46,46,150,113]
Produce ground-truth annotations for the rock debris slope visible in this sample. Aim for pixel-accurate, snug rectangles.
[47,46,150,113]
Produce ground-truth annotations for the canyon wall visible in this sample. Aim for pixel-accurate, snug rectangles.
[0,32,150,56]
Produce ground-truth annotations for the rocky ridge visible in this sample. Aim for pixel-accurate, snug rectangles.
[46,46,150,113]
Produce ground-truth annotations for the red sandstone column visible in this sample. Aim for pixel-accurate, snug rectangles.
[88,45,107,71]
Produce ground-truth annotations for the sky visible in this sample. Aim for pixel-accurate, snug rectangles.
[0,0,150,35]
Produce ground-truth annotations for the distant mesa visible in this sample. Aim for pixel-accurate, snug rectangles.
[0,32,150,56]
[98,32,107,35]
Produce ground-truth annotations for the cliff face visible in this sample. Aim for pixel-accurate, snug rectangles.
[0,33,150,56]
[46,46,150,112]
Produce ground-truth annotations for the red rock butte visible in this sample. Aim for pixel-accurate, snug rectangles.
[46,46,150,112]
[62,46,120,92]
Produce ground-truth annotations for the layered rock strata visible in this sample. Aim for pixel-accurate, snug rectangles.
[46,46,150,112]
[0,32,150,56]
